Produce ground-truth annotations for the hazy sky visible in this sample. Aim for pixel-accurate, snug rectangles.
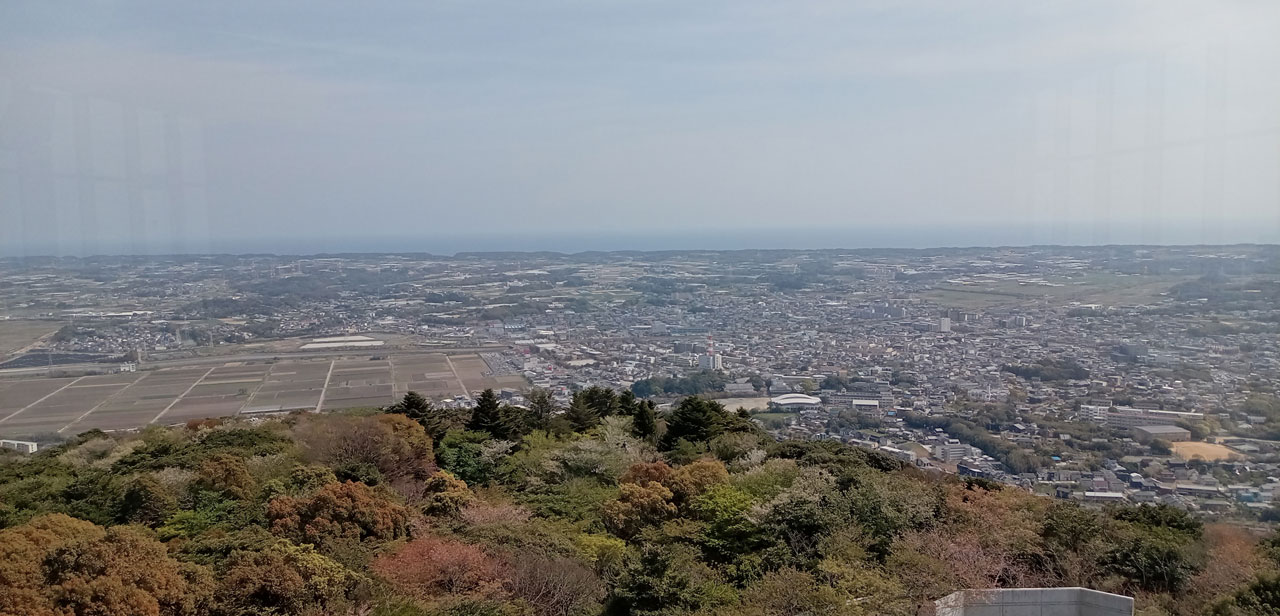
[2,1,1279,256]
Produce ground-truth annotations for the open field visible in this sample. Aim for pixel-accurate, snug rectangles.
[1173,441,1242,462]
[0,320,61,357]
[921,274,1195,309]
[0,352,526,438]
[751,411,798,426]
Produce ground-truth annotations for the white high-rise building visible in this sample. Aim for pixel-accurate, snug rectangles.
[698,353,723,371]
[934,439,971,462]
[939,317,951,332]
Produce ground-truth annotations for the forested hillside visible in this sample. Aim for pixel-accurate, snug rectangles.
[2,388,1279,616]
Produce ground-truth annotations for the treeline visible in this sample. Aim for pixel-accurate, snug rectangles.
[630,370,729,397]
[901,411,1045,474]
[1002,358,1090,382]
[3,386,1280,615]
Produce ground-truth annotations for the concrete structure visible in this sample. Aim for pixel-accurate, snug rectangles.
[935,587,1133,616]
[1081,405,1203,430]
[1084,491,1128,503]
[1132,425,1192,443]
[0,439,38,454]
[697,353,723,371]
[821,393,882,415]
[935,439,972,462]
[770,393,822,410]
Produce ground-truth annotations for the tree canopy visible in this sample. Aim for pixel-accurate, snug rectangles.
[0,386,1271,616]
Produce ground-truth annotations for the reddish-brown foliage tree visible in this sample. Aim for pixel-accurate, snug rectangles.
[460,500,533,526]
[1181,524,1267,614]
[372,536,507,602]
[620,461,674,486]
[666,458,730,504]
[603,481,678,538]
[295,414,436,483]
[0,516,213,616]
[195,453,256,500]
[0,514,103,616]
[268,480,413,548]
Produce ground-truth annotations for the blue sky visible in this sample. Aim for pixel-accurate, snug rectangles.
[2,1,1279,255]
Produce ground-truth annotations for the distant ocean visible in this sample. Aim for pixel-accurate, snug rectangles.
[6,221,1280,258]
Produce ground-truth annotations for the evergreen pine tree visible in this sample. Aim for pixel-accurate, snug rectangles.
[660,396,722,449]
[632,399,657,441]
[387,390,459,439]
[467,389,505,437]
[525,387,559,428]
[565,397,599,432]
[499,404,534,439]
[579,386,619,417]
[618,390,639,417]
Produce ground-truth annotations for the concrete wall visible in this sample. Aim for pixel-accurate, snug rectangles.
[934,588,1133,616]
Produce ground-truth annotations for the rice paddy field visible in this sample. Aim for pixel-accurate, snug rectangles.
[0,352,526,439]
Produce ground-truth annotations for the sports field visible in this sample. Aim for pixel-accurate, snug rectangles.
[1172,441,1242,462]
[0,353,526,438]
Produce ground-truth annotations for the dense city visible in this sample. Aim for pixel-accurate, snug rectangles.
[3,245,1279,522]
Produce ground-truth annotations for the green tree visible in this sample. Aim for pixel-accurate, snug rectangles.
[436,431,503,485]
[387,390,432,423]
[119,475,178,527]
[468,389,506,437]
[421,470,472,516]
[566,397,600,433]
[690,484,763,569]
[499,404,536,440]
[632,400,657,442]
[219,539,366,615]
[606,544,735,616]
[526,388,560,427]
[1176,419,1210,441]
[387,390,463,440]
[1112,503,1203,538]
[661,397,724,450]
[1215,574,1280,615]
[578,386,620,418]
[618,390,639,417]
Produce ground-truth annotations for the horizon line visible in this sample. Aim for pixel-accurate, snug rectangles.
[4,241,1279,261]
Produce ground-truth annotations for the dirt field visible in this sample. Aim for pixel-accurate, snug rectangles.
[0,320,61,357]
[0,352,524,438]
[1173,441,1243,462]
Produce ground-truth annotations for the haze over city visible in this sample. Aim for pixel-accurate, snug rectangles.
[10,4,1280,616]
[3,0,1280,256]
